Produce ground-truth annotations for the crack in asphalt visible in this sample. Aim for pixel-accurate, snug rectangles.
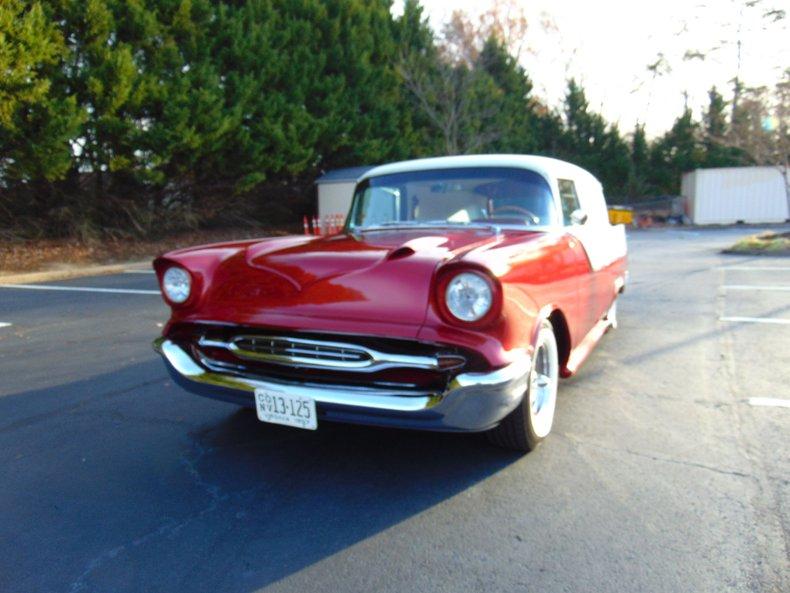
[68,439,231,593]
[67,501,233,593]
[610,445,753,479]
[180,440,222,503]
[557,432,755,480]
[70,409,193,428]
[67,426,328,592]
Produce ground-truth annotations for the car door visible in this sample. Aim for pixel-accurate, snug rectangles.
[557,178,610,335]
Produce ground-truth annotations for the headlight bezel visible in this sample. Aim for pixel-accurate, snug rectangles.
[161,266,192,305]
[437,268,501,327]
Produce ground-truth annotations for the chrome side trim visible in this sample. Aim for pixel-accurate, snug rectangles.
[197,334,442,371]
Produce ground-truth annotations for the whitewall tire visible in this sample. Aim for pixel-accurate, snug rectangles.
[486,319,559,452]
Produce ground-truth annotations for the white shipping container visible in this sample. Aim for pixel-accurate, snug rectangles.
[682,167,789,224]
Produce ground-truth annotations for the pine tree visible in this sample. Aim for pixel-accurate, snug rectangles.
[702,86,744,167]
[477,36,537,154]
[649,107,704,194]
[4,0,771,238]
[631,124,649,174]
[558,79,630,198]
[393,0,441,157]
[626,124,651,199]
[0,1,82,184]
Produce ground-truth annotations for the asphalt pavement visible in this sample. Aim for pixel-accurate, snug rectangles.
[0,227,788,593]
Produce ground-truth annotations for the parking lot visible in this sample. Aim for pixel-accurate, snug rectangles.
[1,227,788,593]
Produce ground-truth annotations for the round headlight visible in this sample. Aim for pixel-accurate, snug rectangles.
[445,272,493,322]
[162,266,191,304]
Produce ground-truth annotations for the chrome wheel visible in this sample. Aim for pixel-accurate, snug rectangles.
[528,326,559,438]
[486,319,559,451]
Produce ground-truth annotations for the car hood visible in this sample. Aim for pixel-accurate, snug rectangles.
[159,227,543,333]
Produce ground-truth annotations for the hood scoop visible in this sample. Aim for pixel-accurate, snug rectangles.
[384,235,450,261]
[387,246,415,260]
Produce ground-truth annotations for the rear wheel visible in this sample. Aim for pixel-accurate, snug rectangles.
[604,298,618,331]
[486,320,559,452]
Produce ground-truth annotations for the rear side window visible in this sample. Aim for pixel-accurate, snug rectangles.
[557,179,580,225]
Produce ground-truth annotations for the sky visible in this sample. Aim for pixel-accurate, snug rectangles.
[402,0,789,138]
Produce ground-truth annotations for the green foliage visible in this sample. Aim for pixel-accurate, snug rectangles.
[648,108,704,194]
[552,80,631,199]
[393,0,440,156]
[0,0,770,236]
[0,1,60,129]
[477,37,537,154]
[0,0,83,182]
[702,87,745,167]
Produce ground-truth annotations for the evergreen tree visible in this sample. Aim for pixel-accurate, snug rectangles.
[702,86,744,167]
[477,36,537,154]
[625,124,651,199]
[0,0,82,184]
[393,0,442,156]
[2,0,775,238]
[631,124,649,175]
[557,79,630,198]
[649,107,704,194]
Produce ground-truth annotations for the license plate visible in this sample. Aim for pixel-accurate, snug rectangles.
[254,388,317,430]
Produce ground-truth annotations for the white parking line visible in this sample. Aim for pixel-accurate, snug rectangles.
[720,266,790,271]
[0,284,160,295]
[719,316,790,325]
[723,285,790,291]
[748,398,790,409]
[0,322,12,328]
[123,269,156,274]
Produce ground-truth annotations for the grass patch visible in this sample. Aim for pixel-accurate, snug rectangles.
[726,231,790,255]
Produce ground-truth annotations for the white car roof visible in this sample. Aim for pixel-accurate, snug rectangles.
[359,154,601,187]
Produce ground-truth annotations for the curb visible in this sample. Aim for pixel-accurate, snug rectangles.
[721,249,790,257]
[0,261,151,285]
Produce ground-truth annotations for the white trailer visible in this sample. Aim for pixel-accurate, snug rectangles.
[681,166,789,225]
[315,166,374,219]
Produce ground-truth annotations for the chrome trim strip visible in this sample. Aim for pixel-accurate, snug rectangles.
[197,334,442,371]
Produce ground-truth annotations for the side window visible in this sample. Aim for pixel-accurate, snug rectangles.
[557,179,580,225]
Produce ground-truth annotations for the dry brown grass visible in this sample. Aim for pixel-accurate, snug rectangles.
[0,227,291,274]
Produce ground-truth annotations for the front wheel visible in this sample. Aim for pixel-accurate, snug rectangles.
[486,320,559,452]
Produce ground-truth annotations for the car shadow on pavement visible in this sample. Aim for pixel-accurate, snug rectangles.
[0,360,523,593]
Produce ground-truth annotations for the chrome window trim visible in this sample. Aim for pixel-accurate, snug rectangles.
[354,223,560,233]
[197,335,442,372]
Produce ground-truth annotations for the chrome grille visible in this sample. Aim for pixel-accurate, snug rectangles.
[233,336,371,364]
[197,334,442,371]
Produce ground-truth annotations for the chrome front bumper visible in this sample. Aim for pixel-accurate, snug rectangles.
[154,338,530,432]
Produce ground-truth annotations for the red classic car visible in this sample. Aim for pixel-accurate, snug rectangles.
[153,155,627,451]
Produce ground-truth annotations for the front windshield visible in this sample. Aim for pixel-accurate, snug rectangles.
[348,167,559,230]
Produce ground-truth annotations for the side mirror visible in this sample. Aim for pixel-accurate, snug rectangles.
[570,209,588,225]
